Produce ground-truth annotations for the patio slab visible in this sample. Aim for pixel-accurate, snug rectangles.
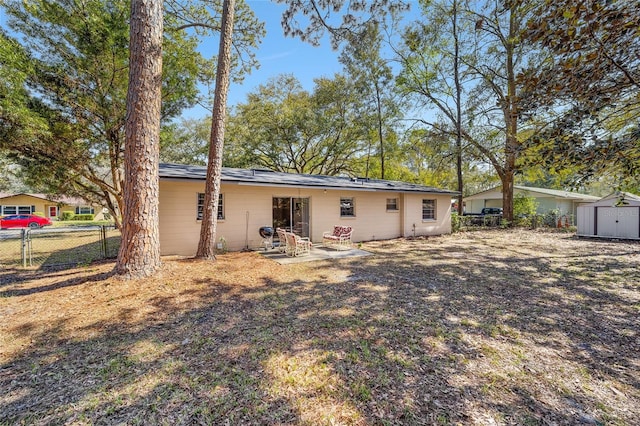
[258,245,373,264]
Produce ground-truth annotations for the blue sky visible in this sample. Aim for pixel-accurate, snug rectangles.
[0,1,344,119]
[187,0,345,119]
[0,1,413,120]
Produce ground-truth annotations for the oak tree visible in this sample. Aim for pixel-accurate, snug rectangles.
[225,74,365,175]
[520,0,640,188]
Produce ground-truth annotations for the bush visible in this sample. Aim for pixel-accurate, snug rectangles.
[451,212,461,233]
[33,211,45,217]
[60,211,75,221]
[542,209,560,227]
[72,214,95,221]
[513,193,538,227]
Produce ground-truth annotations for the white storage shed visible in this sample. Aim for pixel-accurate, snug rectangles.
[577,192,640,240]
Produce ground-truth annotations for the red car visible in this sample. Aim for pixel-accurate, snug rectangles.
[0,214,53,229]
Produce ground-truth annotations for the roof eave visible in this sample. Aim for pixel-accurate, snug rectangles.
[159,175,457,195]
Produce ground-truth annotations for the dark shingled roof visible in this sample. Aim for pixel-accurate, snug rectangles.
[159,163,458,195]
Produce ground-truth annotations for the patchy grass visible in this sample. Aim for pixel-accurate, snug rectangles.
[51,220,115,228]
[0,228,120,268]
[1,230,639,425]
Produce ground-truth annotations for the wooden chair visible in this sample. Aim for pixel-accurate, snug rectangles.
[322,226,353,250]
[285,232,312,257]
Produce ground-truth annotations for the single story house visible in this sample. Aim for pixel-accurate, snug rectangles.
[0,193,106,220]
[159,163,458,255]
[463,185,600,218]
[577,192,640,240]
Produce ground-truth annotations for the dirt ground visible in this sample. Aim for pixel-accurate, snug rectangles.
[1,229,639,425]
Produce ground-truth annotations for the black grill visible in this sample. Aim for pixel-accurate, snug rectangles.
[259,226,274,238]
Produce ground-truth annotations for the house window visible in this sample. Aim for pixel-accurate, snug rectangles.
[75,206,94,215]
[386,198,398,211]
[340,197,355,217]
[2,205,31,215]
[422,199,436,220]
[197,193,224,220]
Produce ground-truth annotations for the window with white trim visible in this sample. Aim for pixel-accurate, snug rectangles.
[386,198,398,211]
[422,199,436,220]
[197,193,224,220]
[2,205,32,215]
[340,197,355,217]
[75,206,95,215]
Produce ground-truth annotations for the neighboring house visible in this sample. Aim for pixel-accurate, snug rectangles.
[0,193,105,220]
[577,192,640,240]
[463,185,600,218]
[159,163,458,255]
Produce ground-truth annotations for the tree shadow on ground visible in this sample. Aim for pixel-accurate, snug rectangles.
[1,232,638,424]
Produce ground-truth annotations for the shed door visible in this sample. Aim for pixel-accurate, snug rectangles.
[597,207,640,239]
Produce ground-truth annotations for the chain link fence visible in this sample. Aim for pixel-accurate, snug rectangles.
[452,212,577,232]
[0,226,120,270]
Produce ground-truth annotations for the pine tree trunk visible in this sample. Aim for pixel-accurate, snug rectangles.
[115,0,162,277]
[452,0,464,215]
[375,81,385,180]
[501,4,518,224]
[196,0,235,259]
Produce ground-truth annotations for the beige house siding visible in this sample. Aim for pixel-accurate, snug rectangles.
[0,194,49,216]
[0,194,104,220]
[402,194,452,238]
[159,179,453,256]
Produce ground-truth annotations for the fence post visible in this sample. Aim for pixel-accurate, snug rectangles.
[101,225,107,257]
[21,229,27,268]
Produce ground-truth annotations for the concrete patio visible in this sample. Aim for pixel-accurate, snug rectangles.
[258,245,373,264]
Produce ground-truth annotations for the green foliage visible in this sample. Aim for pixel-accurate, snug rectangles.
[60,211,75,221]
[541,209,561,228]
[0,156,29,192]
[0,31,49,152]
[277,0,409,49]
[0,0,263,224]
[513,193,538,227]
[225,74,366,175]
[397,0,542,222]
[521,0,640,186]
[57,212,95,222]
[450,212,461,233]
[339,21,402,180]
[160,118,210,166]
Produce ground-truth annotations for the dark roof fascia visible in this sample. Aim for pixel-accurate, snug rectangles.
[159,163,458,196]
[159,176,382,192]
